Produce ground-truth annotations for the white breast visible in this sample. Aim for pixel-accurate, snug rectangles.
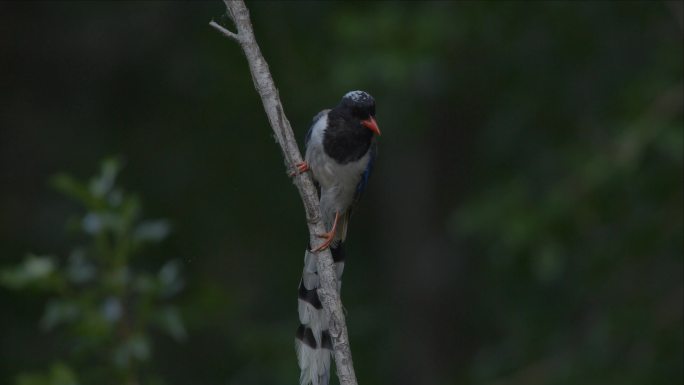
[305,113,369,228]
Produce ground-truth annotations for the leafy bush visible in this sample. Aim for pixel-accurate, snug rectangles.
[1,159,185,385]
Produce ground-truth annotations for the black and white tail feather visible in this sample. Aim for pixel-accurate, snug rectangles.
[295,242,345,385]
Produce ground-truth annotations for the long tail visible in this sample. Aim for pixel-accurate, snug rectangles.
[295,217,347,385]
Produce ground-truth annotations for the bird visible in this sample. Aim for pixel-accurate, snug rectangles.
[293,90,380,385]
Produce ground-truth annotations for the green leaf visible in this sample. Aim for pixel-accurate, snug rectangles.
[119,195,141,230]
[113,334,150,368]
[100,297,122,323]
[81,212,122,235]
[134,274,155,294]
[50,174,95,208]
[155,306,186,341]
[74,308,112,339]
[0,255,57,290]
[133,220,171,243]
[16,363,79,385]
[41,299,80,331]
[65,249,95,284]
[47,363,79,385]
[158,260,183,297]
[88,158,120,199]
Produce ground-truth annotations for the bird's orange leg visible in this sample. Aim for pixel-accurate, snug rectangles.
[289,161,310,177]
[313,211,340,252]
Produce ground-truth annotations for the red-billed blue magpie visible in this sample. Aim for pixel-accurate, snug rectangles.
[293,91,380,385]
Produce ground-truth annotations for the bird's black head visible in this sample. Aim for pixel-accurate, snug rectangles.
[338,90,380,136]
[323,90,380,163]
[341,90,376,118]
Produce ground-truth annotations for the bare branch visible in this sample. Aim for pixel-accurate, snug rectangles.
[211,1,359,384]
[208,20,240,42]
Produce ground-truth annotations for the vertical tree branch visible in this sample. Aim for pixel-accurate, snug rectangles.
[210,1,358,385]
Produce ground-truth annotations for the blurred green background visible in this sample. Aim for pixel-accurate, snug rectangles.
[1,1,682,385]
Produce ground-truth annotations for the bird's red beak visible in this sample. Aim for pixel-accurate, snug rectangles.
[361,117,381,136]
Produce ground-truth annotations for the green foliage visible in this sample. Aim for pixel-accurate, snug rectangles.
[1,159,184,385]
[453,106,683,384]
[16,363,78,385]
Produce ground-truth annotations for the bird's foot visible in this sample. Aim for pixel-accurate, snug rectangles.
[289,161,309,177]
[312,211,340,252]
[313,231,335,252]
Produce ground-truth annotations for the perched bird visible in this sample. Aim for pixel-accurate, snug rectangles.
[293,90,380,385]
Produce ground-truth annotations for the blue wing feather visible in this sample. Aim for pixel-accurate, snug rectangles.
[353,141,377,202]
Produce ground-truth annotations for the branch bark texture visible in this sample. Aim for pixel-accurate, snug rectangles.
[210,2,358,384]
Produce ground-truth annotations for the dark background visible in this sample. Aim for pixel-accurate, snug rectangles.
[1,1,682,384]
